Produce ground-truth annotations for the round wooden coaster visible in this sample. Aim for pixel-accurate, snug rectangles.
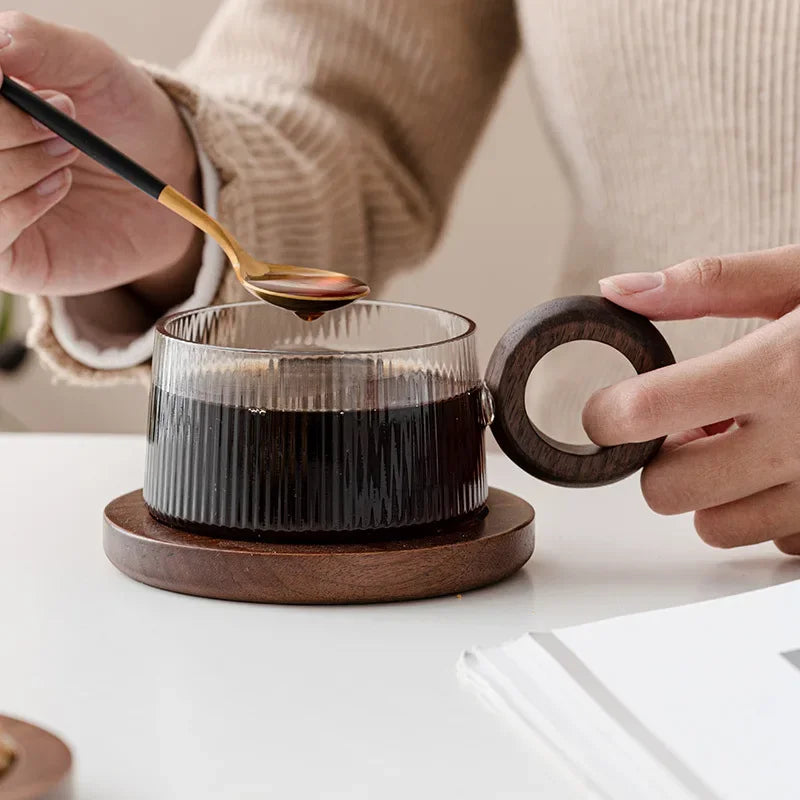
[103,488,535,604]
[0,716,72,800]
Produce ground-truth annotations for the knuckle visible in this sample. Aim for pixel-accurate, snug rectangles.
[0,241,29,293]
[619,382,667,439]
[0,11,48,76]
[0,235,48,294]
[767,451,789,474]
[0,155,28,194]
[752,429,799,477]
[0,148,60,199]
[0,193,30,233]
[694,509,739,549]
[686,256,725,289]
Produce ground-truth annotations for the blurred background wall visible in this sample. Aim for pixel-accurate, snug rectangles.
[0,0,572,433]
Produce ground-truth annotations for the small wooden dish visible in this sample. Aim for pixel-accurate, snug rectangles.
[0,716,72,800]
[103,488,535,604]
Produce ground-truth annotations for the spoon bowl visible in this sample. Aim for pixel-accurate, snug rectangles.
[241,266,370,320]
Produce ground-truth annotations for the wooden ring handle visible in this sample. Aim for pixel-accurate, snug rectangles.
[485,295,676,487]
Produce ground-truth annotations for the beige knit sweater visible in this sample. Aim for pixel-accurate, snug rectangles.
[29,0,789,405]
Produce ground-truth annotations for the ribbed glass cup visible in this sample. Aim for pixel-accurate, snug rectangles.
[144,300,488,538]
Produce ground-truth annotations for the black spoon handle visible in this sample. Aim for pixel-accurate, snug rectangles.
[0,75,166,199]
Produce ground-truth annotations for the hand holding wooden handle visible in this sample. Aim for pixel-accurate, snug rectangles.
[485,295,676,487]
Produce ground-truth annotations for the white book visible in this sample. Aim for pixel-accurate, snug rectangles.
[459,579,800,800]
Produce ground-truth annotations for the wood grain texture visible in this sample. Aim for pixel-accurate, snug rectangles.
[486,295,676,487]
[0,716,72,800]
[103,488,535,605]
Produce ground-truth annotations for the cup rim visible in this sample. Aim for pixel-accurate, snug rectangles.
[155,299,477,357]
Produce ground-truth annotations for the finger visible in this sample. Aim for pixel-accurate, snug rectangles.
[639,421,799,515]
[0,12,115,91]
[0,168,72,293]
[583,322,778,445]
[0,137,78,201]
[0,89,75,149]
[775,534,800,556]
[598,245,800,321]
[693,482,800,548]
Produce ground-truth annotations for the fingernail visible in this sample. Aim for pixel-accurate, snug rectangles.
[43,137,75,157]
[0,30,13,50]
[32,95,74,131]
[599,271,664,295]
[36,170,66,196]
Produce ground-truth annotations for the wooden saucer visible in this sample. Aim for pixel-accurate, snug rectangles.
[103,488,535,604]
[0,716,72,800]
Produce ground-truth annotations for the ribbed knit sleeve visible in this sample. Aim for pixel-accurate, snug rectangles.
[29,0,519,383]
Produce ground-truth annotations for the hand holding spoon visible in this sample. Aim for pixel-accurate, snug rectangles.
[0,76,369,320]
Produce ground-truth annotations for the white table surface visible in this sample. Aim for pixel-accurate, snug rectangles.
[3,434,799,799]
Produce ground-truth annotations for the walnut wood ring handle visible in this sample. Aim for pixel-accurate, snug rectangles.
[485,295,676,487]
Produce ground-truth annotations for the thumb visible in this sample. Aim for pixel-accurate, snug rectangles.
[598,245,800,321]
[0,12,115,91]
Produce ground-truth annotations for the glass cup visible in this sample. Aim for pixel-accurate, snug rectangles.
[144,297,675,538]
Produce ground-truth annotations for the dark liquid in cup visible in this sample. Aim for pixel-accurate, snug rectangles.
[144,387,487,538]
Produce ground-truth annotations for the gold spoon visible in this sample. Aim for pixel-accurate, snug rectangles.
[0,76,369,320]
